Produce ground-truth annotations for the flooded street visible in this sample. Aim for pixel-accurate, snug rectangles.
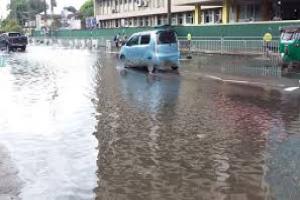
[0,46,300,200]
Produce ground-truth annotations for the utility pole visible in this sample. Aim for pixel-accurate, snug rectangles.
[167,0,171,25]
[44,0,47,33]
[50,0,56,37]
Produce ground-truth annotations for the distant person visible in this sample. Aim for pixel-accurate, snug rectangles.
[263,32,273,56]
[113,33,120,48]
[187,33,192,59]
[122,35,128,46]
[187,32,192,51]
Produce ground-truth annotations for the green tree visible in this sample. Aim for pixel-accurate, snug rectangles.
[0,19,22,32]
[79,0,94,19]
[8,0,48,25]
[8,0,28,24]
[28,0,48,17]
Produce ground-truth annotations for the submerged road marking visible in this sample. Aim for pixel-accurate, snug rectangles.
[284,87,300,92]
[106,51,119,54]
[184,71,299,93]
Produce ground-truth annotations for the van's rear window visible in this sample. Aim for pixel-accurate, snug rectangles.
[8,33,21,37]
[157,31,177,44]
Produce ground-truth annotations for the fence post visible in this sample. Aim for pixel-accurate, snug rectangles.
[221,37,224,54]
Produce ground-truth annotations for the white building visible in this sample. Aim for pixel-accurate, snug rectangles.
[60,9,82,30]
[35,14,60,31]
[94,0,195,28]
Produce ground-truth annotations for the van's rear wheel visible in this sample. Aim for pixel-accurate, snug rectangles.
[120,55,128,68]
[147,64,156,74]
[171,66,178,70]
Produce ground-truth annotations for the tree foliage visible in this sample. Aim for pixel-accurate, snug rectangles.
[79,0,94,19]
[8,0,48,25]
[0,19,23,32]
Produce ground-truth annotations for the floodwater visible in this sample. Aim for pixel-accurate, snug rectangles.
[0,46,300,200]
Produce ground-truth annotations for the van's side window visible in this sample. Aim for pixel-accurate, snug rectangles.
[126,35,139,46]
[140,35,150,45]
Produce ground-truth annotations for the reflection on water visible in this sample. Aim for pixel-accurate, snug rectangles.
[118,69,181,113]
[0,47,98,200]
[181,54,300,88]
[94,54,300,200]
[1,47,300,200]
[183,54,281,77]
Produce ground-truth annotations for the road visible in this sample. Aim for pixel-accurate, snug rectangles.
[0,45,300,200]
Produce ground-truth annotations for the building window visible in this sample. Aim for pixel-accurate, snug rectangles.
[239,4,261,22]
[157,15,162,25]
[204,10,213,23]
[145,17,149,26]
[162,15,168,25]
[128,18,133,26]
[186,12,193,24]
[133,18,138,26]
[138,18,143,26]
[214,9,221,23]
[172,14,177,25]
[156,0,160,7]
[178,13,183,25]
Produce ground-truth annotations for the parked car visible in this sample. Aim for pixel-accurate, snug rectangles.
[119,29,180,73]
[0,32,28,52]
[279,26,300,70]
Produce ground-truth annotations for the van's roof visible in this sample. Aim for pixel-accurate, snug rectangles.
[280,25,300,33]
[132,29,175,35]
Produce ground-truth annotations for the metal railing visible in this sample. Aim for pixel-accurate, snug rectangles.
[31,36,280,55]
[179,38,279,55]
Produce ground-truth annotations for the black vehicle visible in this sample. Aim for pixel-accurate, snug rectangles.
[0,32,28,52]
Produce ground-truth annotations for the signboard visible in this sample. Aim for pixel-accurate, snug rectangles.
[85,17,97,29]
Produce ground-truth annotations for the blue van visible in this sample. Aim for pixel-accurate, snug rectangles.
[119,29,180,73]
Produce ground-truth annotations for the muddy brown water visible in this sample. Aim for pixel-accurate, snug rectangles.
[0,46,300,200]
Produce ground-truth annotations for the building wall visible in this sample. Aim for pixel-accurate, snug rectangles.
[35,15,54,31]
[93,0,300,28]
[94,0,195,28]
[177,0,276,24]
